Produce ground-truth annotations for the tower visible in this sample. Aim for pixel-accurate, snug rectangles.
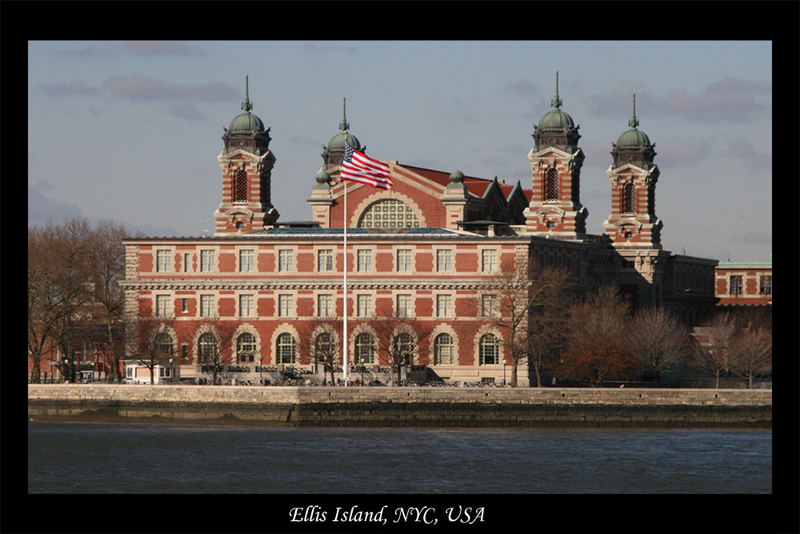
[603,94,662,248]
[214,76,279,235]
[523,72,588,239]
[321,98,366,171]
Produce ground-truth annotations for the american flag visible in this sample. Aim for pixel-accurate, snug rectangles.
[341,142,392,189]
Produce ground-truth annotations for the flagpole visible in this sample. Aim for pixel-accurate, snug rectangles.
[342,177,348,386]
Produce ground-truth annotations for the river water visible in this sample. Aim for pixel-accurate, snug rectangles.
[28,422,771,494]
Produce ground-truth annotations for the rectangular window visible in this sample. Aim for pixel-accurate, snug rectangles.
[436,249,452,272]
[200,250,215,272]
[181,298,188,313]
[318,294,334,317]
[436,294,452,317]
[200,294,215,317]
[239,294,255,317]
[357,294,373,317]
[239,249,255,272]
[759,275,772,295]
[159,367,172,378]
[155,294,170,317]
[397,249,413,272]
[397,294,412,317]
[318,249,334,272]
[183,253,191,273]
[278,250,294,272]
[482,294,498,318]
[156,250,171,273]
[481,250,497,273]
[357,249,372,272]
[278,294,294,317]
[126,366,134,379]
[730,275,743,296]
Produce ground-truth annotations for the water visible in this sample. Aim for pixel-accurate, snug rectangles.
[28,422,771,494]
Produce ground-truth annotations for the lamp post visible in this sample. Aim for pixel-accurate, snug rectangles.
[169,358,174,384]
[63,359,70,383]
[503,360,507,386]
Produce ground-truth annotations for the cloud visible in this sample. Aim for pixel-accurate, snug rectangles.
[120,41,204,56]
[104,74,238,102]
[39,80,99,97]
[585,78,771,123]
[165,102,206,121]
[652,138,711,167]
[28,181,84,225]
[734,230,772,244]
[504,79,539,97]
[721,138,771,170]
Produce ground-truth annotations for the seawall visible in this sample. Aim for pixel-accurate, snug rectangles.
[27,384,772,428]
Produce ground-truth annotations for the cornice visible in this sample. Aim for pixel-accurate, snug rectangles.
[120,278,503,291]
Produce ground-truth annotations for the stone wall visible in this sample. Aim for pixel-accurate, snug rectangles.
[28,384,771,427]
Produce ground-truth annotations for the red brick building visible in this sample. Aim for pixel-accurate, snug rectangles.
[715,261,772,308]
[121,76,721,386]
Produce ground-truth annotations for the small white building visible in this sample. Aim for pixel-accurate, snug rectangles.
[123,358,181,384]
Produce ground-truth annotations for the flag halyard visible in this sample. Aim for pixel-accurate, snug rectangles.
[341,142,392,189]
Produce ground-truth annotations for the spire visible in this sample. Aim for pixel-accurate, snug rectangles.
[550,71,563,109]
[628,93,639,129]
[241,75,253,113]
[339,97,350,132]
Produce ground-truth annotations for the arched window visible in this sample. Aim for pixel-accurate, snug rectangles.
[622,182,636,214]
[236,333,256,363]
[276,333,296,365]
[433,333,454,365]
[198,333,218,363]
[479,334,499,366]
[358,199,419,229]
[234,169,248,202]
[544,167,558,201]
[355,333,375,365]
[154,333,173,355]
[393,333,414,365]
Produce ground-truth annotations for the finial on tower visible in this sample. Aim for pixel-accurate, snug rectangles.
[628,93,639,129]
[550,71,563,109]
[339,97,350,133]
[241,75,253,112]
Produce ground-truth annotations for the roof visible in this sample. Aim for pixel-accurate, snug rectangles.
[717,261,772,268]
[399,164,531,201]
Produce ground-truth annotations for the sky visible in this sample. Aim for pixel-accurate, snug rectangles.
[28,41,772,262]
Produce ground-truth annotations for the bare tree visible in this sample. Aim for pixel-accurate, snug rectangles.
[298,321,341,384]
[628,306,689,383]
[729,327,772,389]
[28,220,95,382]
[689,312,736,388]
[558,284,638,386]
[195,322,238,385]
[85,221,134,382]
[372,314,432,386]
[489,258,570,387]
[132,320,178,384]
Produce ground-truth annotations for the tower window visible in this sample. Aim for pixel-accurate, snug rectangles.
[234,169,248,202]
[544,167,558,201]
[622,182,636,214]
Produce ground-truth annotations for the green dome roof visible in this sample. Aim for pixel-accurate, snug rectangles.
[326,131,362,152]
[229,111,266,134]
[538,108,576,131]
[616,127,651,148]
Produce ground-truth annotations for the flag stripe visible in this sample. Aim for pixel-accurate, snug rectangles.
[341,142,392,189]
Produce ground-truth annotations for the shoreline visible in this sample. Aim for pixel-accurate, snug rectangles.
[28,384,772,428]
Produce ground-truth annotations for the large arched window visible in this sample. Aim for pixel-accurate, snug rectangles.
[544,167,558,201]
[358,199,419,229]
[433,333,454,365]
[479,334,499,366]
[276,333,296,365]
[236,333,256,363]
[622,182,636,214]
[234,169,248,202]
[154,333,173,355]
[355,333,375,364]
[198,333,218,363]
